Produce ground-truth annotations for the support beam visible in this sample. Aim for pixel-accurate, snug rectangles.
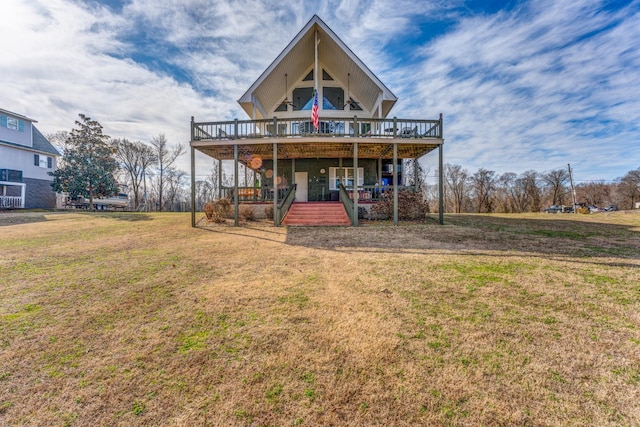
[234,143,239,226]
[393,143,398,225]
[190,146,196,228]
[353,142,358,226]
[190,116,196,228]
[273,142,278,226]
[438,143,444,225]
[217,159,222,199]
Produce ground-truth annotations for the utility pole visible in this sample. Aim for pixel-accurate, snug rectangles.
[568,163,577,214]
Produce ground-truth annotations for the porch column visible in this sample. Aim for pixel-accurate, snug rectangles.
[234,143,239,226]
[378,158,382,187]
[190,145,196,228]
[439,113,444,225]
[190,117,196,227]
[393,143,398,225]
[218,159,222,199]
[353,142,358,226]
[273,142,278,226]
[439,142,444,225]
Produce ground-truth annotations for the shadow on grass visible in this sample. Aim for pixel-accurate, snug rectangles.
[0,212,52,226]
[279,213,640,265]
[80,211,153,221]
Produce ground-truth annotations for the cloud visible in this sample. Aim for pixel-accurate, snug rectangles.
[1,0,638,181]
[405,0,640,180]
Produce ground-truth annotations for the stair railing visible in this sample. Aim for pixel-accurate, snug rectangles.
[277,184,297,225]
[338,183,356,225]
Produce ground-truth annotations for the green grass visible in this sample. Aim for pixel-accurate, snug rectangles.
[0,210,639,425]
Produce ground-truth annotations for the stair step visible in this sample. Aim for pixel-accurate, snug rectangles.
[282,202,351,226]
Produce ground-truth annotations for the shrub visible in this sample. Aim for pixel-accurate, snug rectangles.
[264,204,274,220]
[370,189,429,221]
[203,198,232,223]
[239,204,256,221]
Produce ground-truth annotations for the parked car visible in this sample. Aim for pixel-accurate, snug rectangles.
[603,204,618,211]
[588,205,600,213]
[544,205,563,213]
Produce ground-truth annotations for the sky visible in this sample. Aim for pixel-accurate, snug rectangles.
[1,0,639,184]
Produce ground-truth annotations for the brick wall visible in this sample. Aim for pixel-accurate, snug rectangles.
[24,178,57,209]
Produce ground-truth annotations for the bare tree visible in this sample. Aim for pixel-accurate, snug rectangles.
[615,168,640,209]
[576,180,611,207]
[543,168,569,206]
[45,131,70,158]
[150,134,185,211]
[444,164,469,213]
[470,168,496,213]
[112,138,157,210]
[164,167,187,211]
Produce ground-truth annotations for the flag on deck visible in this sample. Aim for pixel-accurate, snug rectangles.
[311,90,319,132]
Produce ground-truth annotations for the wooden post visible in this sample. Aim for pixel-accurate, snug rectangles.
[353,142,359,226]
[439,114,444,225]
[393,143,398,225]
[234,143,239,226]
[273,140,278,226]
[190,117,196,228]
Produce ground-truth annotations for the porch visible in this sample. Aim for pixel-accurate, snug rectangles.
[0,181,26,209]
[189,115,444,226]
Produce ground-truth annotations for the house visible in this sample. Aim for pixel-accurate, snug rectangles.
[189,15,444,226]
[0,108,60,209]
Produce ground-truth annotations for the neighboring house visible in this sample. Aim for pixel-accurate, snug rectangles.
[189,15,444,226]
[0,108,60,209]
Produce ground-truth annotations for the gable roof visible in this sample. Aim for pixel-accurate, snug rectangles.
[33,126,60,156]
[238,15,397,119]
[0,108,37,123]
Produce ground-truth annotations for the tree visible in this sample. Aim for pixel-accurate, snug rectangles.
[576,180,611,207]
[45,131,70,158]
[164,167,187,211]
[543,168,569,205]
[112,138,156,210]
[50,114,119,210]
[150,134,185,211]
[470,168,496,213]
[616,168,640,209]
[444,164,469,213]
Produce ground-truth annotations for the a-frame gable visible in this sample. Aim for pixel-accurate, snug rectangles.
[237,15,397,120]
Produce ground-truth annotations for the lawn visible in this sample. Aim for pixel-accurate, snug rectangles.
[1,211,639,426]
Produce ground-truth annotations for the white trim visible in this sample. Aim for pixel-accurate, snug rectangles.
[0,181,26,208]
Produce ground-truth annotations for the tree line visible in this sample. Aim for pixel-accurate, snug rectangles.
[49,114,186,211]
[424,163,640,213]
[49,114,639,213]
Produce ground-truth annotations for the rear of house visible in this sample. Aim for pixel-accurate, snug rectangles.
[0,108,60,209]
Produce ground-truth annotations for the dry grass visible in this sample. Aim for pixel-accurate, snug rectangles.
[1,210,639,426]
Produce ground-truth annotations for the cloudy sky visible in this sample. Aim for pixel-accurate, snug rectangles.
[1,0,638,183]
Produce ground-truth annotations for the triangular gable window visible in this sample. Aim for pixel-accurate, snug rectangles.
[322,69,333,80]
[302,70,314,81]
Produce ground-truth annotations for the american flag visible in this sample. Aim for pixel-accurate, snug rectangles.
[311,90,319,132]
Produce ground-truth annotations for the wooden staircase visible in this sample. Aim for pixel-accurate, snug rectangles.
[281,202,352,226]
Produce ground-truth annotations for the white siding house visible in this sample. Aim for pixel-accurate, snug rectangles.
[0,108,60,209]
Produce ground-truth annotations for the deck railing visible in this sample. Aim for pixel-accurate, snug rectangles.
[192,116,442,141]
[0,196,24,209]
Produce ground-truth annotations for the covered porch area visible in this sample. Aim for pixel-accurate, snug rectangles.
[189,115,444,226]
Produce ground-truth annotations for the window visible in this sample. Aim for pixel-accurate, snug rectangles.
[34,154,52,169]
[1,115,24,131]
[323,87,344,110]
[293,87,314,111]
[302,70,314,81]
[329,167,364,190]
[322,69,333,80]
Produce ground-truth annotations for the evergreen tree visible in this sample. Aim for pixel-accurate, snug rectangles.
[50,114,119,210]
